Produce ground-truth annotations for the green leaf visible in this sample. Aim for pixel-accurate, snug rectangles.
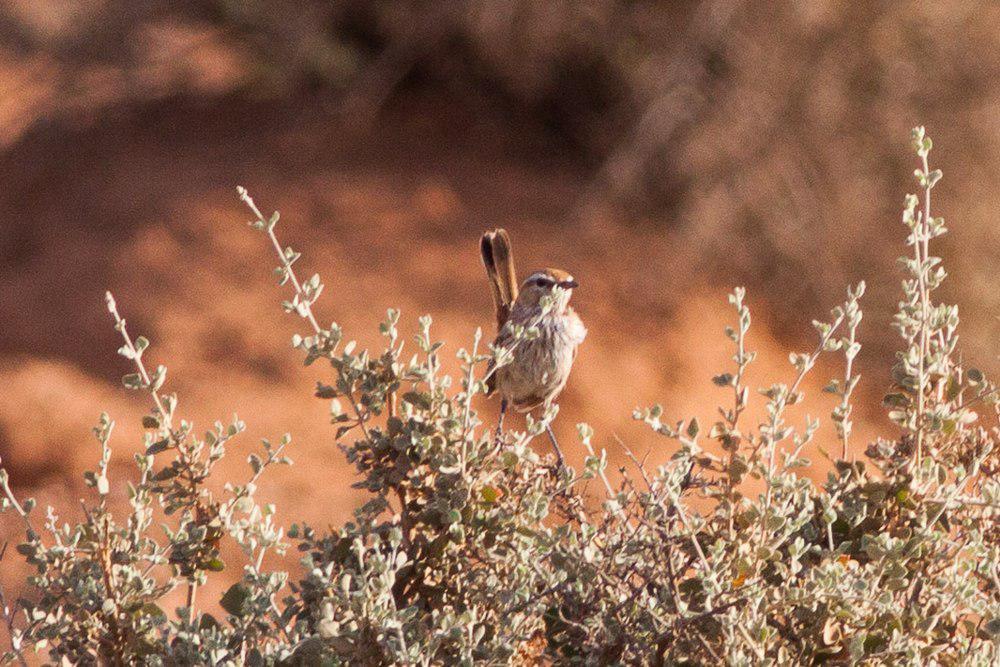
[727,457,749,482]
[199,613,221,631]
[882,393,909,408]
[122,373,144,390]
[315,383,337,399]
[402,391,432,410]
[146,439,170,456]
[151,365,167,392]
[481,486,500,504]
[152,466,177,481]
[202,558,226,572]
[712,373,733,387]
[134,603,167,622]
[220,583,252,617]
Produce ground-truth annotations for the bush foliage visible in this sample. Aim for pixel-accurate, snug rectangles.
[1,129,998,665]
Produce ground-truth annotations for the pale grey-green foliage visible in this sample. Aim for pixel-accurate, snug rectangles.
[1,129,998,665]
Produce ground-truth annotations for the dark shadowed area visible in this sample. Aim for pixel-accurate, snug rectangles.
[1,0,999,640]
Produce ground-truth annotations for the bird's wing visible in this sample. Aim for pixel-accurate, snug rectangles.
[485,324,513,397]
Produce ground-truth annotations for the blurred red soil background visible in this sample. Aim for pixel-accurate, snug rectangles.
[2,0,1000,633]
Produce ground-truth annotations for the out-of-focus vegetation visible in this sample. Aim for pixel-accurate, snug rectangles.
[4,0,1000,369]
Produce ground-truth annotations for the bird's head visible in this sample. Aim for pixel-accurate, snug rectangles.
[515,268,579,313]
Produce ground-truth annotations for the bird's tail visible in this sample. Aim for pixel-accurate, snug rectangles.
[480,229,518,329]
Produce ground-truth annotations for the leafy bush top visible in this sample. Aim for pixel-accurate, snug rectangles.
[1,129,998,665]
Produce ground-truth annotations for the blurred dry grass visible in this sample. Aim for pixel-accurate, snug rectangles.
[1,0,999,640]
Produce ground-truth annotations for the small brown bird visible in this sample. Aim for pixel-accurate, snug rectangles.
[480,229,587,465]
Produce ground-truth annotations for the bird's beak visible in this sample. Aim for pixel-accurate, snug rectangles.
[559,279,579,289]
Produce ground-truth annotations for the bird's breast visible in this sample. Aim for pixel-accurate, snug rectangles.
[496,311,586,410]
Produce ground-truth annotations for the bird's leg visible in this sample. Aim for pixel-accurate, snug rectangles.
[495,399,508,440]
[545,424,566,468]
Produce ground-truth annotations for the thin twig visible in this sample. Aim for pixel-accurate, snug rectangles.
[105,293,201,623]
[239,188,375,445]
[759,309,845,526]
[459,331,482,475]
[914,145,933,466]
[0,465,34,535]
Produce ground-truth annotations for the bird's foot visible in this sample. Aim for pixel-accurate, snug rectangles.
[546,455,566,476]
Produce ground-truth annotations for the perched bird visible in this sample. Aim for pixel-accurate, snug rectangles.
[480,228,587,465]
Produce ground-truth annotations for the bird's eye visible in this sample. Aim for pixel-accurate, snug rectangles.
[535,278,549,288]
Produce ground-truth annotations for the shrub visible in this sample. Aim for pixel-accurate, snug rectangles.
[1,128,998,665]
